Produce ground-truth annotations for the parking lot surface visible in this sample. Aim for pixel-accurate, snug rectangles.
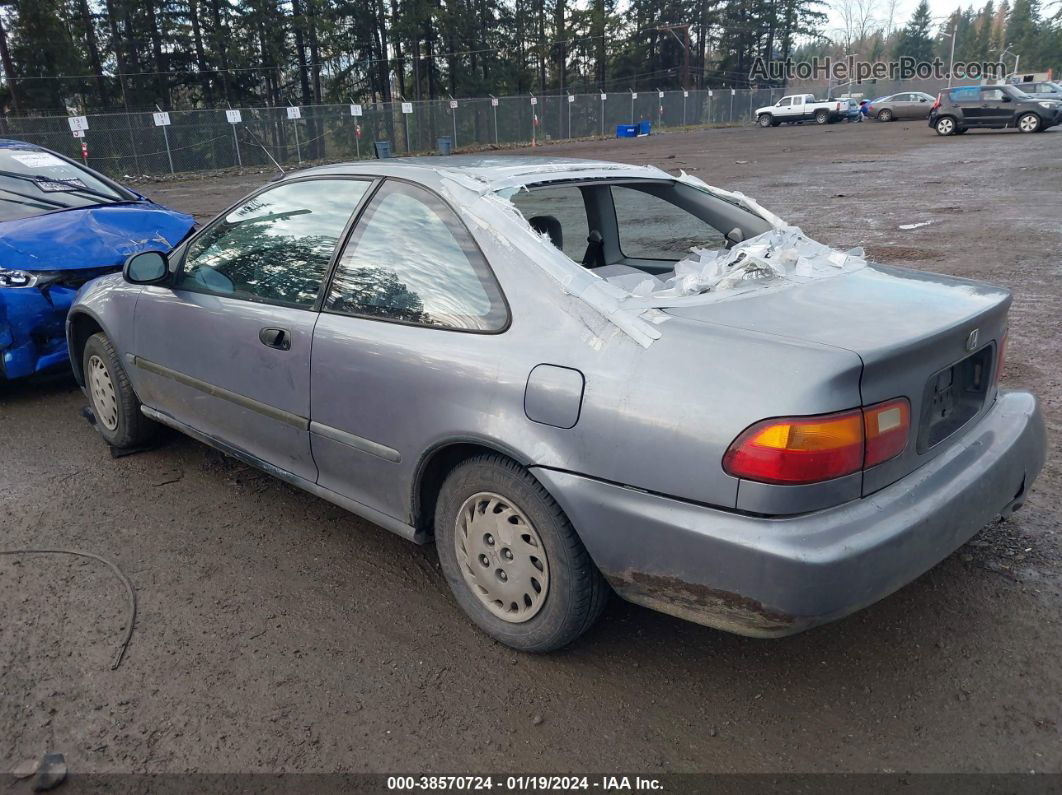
[3,120,1061,774]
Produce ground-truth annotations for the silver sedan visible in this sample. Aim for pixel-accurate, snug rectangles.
[68,156,1045,651]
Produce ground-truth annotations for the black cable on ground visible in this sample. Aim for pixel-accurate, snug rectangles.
[0,548,137,669]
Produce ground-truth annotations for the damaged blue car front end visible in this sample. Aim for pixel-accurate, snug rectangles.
[0,140,194,380]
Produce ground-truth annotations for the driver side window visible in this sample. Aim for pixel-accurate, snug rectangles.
[178,179,370,308]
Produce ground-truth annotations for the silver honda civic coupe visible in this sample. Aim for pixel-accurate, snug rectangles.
[67,156,1046,651]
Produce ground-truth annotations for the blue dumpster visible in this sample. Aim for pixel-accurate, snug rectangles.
[638,120,652,136]
[437,136,453,155]
[616,124,638,138]
[374,140,393,159]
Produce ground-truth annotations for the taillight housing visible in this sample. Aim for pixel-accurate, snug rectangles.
[723,398,911,485]
[931,93,942,111]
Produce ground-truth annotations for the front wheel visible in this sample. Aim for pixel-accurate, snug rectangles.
[435,454,609,652]
[935,116,956,136]
[757,113,773,128]
[814,110,829,125]
[877,109,893,122]
[1017,112,1041,133]
[83,332,157,448]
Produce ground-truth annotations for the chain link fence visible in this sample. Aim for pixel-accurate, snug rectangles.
[0,81,948,178]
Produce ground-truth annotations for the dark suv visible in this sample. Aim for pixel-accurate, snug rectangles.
[928,84,1062,135]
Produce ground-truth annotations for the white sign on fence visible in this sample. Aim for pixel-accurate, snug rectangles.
[530,97,537,106]
[287,106,301,120]
[153,111,171,127]
[731,89,736,96]
[401,102,413,114]
[491,97,499,107]
[707,90,712,97]
[449,100,458,110]
[71,129,85,138]
[600,93,607,101]
[68,115,89,132]
[349,104,363,117]
[567,95,575,103]
[658,91,665,99]
[631,92,638,100]
[225,109,242,123]
[684,90,690,98]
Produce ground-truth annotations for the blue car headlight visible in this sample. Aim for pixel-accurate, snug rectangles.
[0,268,40,288]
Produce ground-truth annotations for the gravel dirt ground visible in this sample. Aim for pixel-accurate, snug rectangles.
[2,119,1061,776]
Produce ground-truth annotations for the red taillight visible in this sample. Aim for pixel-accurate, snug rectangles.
[863,398,911,468]
[724,399,911,485]
[931,93,942,110]
[723,410,864,485]
[995,330,1008,384]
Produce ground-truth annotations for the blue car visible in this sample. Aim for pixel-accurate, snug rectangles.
[0,139,194,380]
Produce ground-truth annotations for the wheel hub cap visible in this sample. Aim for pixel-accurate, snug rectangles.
[454,492,550,623]
[87,354,119,431]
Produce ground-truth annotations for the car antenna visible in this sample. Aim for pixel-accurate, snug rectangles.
[238,120,286,178]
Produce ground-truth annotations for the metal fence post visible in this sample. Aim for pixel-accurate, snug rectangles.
[600,92,605,137]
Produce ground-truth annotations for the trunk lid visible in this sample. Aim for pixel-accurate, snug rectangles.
[664,264,1010,494]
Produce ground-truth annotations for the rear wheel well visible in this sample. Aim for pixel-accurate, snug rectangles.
[413,442,529,538]
[68,313,104,386]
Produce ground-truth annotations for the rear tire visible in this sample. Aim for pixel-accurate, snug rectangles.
[83,332,156,449]
[1017,112,1040,133]
[435,454,609,652]
[814,110,829,125]
[876,109,893,122]
[757,113,773,128]
[935,116,957,136]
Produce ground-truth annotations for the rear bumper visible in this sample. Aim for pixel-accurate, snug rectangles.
[534,390,1046,637]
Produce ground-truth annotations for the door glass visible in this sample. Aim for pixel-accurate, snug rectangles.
[178,179,370,307]
[510,185,590,261]
[611,185,726,260]
[325,181,507,332]
[981,89,1004,101]
[778,97,792,107]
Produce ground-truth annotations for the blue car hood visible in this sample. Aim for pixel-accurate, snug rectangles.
[0,203,195,272]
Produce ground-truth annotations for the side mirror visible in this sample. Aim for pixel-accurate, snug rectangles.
[123,250,169,285]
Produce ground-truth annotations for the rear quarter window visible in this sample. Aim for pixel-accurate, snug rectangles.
[949,86,981,102]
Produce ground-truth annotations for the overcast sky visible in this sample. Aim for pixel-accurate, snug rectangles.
[825,0,967,42]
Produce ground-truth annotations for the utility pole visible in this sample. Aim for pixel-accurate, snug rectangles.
[655,23,691,89]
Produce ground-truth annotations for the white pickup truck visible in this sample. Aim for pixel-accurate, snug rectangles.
[755,94,853,127]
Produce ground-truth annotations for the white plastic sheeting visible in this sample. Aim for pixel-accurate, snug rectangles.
[431,163,866,348]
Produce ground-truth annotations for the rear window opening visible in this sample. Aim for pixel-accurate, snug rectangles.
[505,178,865,301]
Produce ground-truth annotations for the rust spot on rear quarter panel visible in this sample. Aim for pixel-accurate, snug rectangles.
[607,571,810,638]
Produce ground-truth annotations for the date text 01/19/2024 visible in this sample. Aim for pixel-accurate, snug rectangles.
[386,775,665,791]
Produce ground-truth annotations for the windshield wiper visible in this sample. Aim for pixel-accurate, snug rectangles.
[0,169,125,204]
[0,186,70,209]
